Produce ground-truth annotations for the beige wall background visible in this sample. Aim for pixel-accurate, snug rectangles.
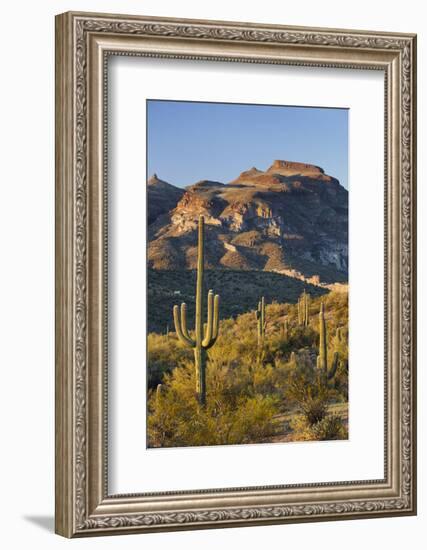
[0,1,423,547]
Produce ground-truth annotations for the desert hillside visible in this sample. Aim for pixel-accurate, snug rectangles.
[148,159,348,285]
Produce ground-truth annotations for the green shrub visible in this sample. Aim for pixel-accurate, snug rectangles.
[301,397,328,425]
[310,414,348,441]
[289,413,348,442]
[288,415,314,441]
[147,333,191,388]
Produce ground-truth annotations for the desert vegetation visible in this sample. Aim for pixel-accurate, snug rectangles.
[147,216,349,448]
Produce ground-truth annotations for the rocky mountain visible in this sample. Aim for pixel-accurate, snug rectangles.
[147,160,348,285]
[147,174,185,225]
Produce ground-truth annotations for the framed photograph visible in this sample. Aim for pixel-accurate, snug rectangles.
[55,11,417,537]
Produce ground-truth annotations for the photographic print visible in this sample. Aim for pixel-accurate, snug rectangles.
[56,13,416,536]
[147,99,349,448]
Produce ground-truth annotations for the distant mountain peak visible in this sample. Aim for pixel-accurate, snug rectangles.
[231,166,263,182]
[148,173,161,185]
[147,174,185,224]
[269,159,323,172]
[267,160,327,178]
[148,174,183,190]
[230,160,336,187]
[148,159,348,284]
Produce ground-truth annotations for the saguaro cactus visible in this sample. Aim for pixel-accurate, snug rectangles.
[298,291,310,326]
[305,293,310,326]
[335,326,347,349]
[289,351,298,369]
[173,216,220,406]
[156,383,164,404]
[256,297,266,348]
[316,302,339,380]
[329,352,339,379]
[318,302,327,371]
[281,319,289,340]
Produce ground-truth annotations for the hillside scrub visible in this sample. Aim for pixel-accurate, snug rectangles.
[147,290,349,447]
[147,268,328,333]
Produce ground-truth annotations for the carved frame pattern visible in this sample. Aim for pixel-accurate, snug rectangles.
[55,11,416,537]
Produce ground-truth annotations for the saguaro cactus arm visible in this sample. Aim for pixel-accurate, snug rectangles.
[328,352,339,380]
[180,302,193,342]
[202,290,214,346]
[203,293,220,349]
[173,303,195,347]
[212,294,220,340]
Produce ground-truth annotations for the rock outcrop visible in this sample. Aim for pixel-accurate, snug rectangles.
[147,174,185,225]
[147,161,348,284]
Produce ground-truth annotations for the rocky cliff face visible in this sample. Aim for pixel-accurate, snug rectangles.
[147,161,348,284]
[147,174,185,225]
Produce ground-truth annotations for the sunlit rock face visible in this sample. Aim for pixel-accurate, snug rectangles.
[147,161,348,284]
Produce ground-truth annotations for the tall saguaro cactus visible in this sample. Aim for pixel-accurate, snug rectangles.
[289,351,298,369]
[317,302,339,380]
[298,291,310,326]
[255,297,266,364]
[305,293,310,326]
[173,216,220,406]
[256,297,266,348]
[318,302,327,371]
[281,319,289,340]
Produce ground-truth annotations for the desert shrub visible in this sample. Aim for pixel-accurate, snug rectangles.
[289,413,348,442]
[329,358,349,401]
[251,362,275,394]
[291,324,318,346]
[147,363,201,447]
[301,397,328,425]
[147,359,278,447]
[285,364,320,402]
[225,395,278,444]
[285,361,331,425]
[266,301,286,317]
[288,415,314,441]
[310,414,348,441]
[327,325,349,400]
[147,333,191,388]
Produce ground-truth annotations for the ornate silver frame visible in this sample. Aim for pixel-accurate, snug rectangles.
[55,11,417,537]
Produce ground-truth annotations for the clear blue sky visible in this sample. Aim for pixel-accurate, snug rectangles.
[147,100,348,189]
